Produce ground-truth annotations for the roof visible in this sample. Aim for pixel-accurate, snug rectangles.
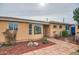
[0,16,72,25]
[0,16,49,25]
[49,21,72,25]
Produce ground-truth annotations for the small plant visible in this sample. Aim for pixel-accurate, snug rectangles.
[0,43,12,48]
[62,31,68,37]
[41,37,48,44]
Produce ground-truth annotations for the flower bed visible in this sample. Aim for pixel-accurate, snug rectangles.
[0,40,55,55]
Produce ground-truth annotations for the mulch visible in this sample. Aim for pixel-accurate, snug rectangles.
[0,40,55,55]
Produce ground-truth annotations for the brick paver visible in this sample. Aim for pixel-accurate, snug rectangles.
[22,38,79,55]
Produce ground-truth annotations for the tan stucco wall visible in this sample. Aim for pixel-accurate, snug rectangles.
[0,21,44,43]
[17,23,44,42]
[75,25,79,36]
[48,24,65,37]
[0,21,8,43]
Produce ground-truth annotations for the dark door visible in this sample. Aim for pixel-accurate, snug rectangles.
[71,26,75,35]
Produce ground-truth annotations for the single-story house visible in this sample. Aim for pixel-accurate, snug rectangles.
[0,16,72,43]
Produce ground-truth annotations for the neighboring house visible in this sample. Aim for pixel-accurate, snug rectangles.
[0,16,72,43]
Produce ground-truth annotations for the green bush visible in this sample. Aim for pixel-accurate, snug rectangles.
[41,37,48,44]
[62,31,68,37]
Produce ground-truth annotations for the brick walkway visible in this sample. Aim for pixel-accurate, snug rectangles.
[22,38,79,55]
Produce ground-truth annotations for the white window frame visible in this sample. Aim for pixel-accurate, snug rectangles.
[8,22,18,30]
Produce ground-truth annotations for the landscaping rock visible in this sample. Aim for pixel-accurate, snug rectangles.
[34,42,39,46]
[27,41,39,47]
[27,41,34,47]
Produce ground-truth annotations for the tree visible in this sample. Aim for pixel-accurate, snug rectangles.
[73,7,79,24]
[73,7,79,44]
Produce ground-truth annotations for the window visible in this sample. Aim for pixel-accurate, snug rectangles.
[9,23,18,30]
[29,24,32,34]
[65,25,69,30]
[34,24,41,34]
[53,25,57,28]
[59,25,62,28]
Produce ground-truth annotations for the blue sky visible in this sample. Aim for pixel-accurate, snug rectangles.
[0,3,79,24]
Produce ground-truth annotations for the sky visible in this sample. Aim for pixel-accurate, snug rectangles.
[0,3,79,24]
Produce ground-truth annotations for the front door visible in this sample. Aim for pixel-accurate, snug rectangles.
[43,25,49,37]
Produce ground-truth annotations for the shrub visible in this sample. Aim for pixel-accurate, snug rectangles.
[3,29,17,45]
[41,37,48,44]
[0,43,12,48]
[62,31,68,37]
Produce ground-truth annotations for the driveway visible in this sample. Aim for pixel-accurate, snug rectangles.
[22,38,79,55]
